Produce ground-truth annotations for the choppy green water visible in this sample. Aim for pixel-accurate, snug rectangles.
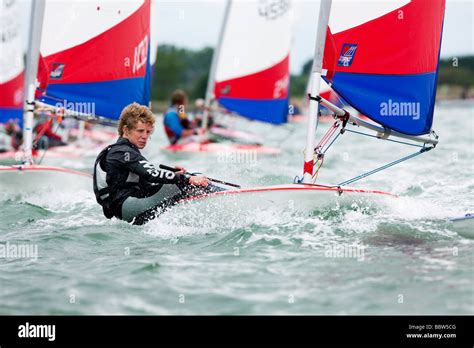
[1,101,473,314]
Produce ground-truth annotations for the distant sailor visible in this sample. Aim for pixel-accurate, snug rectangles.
[163,90,199,144]
[193,98,206,127]
[193,98,217,129]
[34,117,67,149]
[93,103,221,225]
[3,120,22,151]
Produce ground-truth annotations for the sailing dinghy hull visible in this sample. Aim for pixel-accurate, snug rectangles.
[162,142,281,155]
[0,144,101,163]
[209,126,263,145]
[0,165,91,193]
[158,184,397,220]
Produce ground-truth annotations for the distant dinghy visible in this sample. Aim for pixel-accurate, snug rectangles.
[163,0,292,154]
[0,0,153,192]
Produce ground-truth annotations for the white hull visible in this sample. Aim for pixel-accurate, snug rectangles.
[161,184,396,221]
[209,126,263,145]
[0,145,100,160]
[162,141,281,155]
[0,164,92,194]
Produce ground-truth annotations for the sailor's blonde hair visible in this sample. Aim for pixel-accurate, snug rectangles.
[118,103,155,136]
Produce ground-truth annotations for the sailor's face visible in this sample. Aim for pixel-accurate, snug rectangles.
[124,121,153,149]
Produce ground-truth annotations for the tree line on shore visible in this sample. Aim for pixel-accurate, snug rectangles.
[152,44,474,102]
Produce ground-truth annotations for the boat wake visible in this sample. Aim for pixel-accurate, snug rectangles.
[142,191,463,245]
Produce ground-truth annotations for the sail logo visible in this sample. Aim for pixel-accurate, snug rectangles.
[273,74,289,98]
[50,63,65,79]
[1,18,19,44]
[133,35,148,74]
[380,99,420,120]
[13,86,23,105]
[1,0,20,43]
[3,0,15,9]
[220,85,231,95]
[337,44,357,67]
[258,0,290,20]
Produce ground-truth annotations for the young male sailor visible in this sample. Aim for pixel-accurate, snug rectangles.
[93,103,220,225]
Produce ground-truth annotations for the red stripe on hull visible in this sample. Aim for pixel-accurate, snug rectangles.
[0,165,92,178]
[178,184,397,203]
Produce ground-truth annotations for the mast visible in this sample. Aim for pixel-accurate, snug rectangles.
[302,0,332,183]
[22,0,46,163]
[201,0,232,132]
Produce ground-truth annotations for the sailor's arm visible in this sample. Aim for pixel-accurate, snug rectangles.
[130,160,208,186]
[121,151,188,184]
[111,149,209,186]
[132,161,187,184]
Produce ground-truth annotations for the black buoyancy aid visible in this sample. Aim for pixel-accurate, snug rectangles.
[93,144,116,218]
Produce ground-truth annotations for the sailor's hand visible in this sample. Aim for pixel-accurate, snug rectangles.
[174,165,187,174]
[189,176,209,187]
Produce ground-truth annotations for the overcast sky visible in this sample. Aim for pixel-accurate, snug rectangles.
[19,0,473,74]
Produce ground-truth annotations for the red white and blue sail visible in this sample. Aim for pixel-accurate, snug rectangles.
[214,0,292,124]
[323,0,446,135]
[38,0,151,120]
[0,0,24,124]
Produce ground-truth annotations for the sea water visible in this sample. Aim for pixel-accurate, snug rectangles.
[0,100,472,314]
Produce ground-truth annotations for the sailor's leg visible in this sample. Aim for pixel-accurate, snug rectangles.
[121,183,227,225]
[121,184,185,224]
